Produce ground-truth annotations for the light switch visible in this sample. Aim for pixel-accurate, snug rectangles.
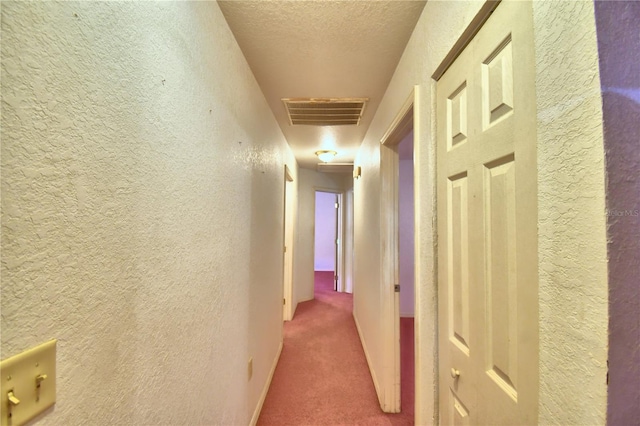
[1,340,56,426]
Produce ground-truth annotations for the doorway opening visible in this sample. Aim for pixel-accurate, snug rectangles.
[379,89,417,415]
[398,130,415,418]
[314,190,343,293]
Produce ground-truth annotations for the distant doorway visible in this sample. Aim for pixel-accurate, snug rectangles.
[379,88,417,414]
[314,191,343,292]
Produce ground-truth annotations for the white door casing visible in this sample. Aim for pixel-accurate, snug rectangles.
[314,189,345,293]
[436,1,538,424]
[283,165,294,321]
[380,90,415,413]
[335,194,339,290]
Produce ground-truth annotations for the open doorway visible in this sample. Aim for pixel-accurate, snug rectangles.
[398,131,415,418]
[314,191,342,292]
[379,89,417,415]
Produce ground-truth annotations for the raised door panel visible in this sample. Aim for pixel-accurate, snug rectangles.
[483,155,518,402]
[448,172,470,356]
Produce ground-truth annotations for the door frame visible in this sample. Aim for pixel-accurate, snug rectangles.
[379,87,421,414]
[283,165,295,321]
[344,188,355,293]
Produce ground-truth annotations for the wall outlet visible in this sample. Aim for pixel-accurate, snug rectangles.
[248,357,253,381]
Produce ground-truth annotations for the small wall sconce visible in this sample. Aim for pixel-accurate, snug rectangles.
[315,150,337,163]
[353,166,361,179]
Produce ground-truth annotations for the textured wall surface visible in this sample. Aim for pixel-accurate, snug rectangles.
[533,1,608,423]
[594,1,640,424]
[1,2,297,424]
[294,168,350,313]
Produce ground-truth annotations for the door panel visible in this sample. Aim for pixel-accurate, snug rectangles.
[447,172,470,356]
[484,155,518,400]
[437,1,538,424]
[451,389,470,426]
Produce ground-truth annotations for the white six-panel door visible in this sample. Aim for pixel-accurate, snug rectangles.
[437,1,538,424]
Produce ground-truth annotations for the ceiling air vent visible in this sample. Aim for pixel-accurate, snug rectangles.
[282,98,368,126]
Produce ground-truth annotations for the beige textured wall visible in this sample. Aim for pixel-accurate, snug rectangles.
[1,2,297,424]
[533,1,608,423]
[354,0,608,424]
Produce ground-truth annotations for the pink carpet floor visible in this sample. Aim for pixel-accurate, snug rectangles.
[258,271,414,425]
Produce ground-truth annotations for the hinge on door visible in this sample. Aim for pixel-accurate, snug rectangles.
[283,298,286,306]
[284,245,287,253]
[394,284,400,292]
[335,202,339,209]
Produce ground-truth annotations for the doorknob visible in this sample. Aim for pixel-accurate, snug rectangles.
[450,368,460,379]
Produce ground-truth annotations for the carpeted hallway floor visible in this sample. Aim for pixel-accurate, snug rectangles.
[258,271,414,425]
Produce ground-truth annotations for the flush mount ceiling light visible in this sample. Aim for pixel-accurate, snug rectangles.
[315,150,337,163]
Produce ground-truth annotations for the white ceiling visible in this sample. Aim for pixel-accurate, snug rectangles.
[218,1,426,169]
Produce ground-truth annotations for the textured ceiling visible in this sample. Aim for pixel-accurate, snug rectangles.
[218,0,426,169]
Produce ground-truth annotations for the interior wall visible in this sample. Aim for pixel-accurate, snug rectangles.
[353,1,608,424]
[0,2,298,424]
[593,1,640,423]
[399,157,415,317]
[533,1,608,423]
[314,191,337,271]
[294,168,351,314]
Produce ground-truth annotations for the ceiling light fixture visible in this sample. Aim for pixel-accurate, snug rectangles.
[315,150,337,163]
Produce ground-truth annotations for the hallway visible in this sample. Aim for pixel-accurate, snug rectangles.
[258,272,414,425]
[1,2,633,424]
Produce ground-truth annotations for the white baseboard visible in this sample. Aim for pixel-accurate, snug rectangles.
[249,341,283,426]
[353,312,383,407]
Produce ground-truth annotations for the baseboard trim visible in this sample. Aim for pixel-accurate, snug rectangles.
[353,312,383,407]
[249,341,283,426]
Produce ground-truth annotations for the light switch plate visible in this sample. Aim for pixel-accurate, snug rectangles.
[1,340,57,426]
